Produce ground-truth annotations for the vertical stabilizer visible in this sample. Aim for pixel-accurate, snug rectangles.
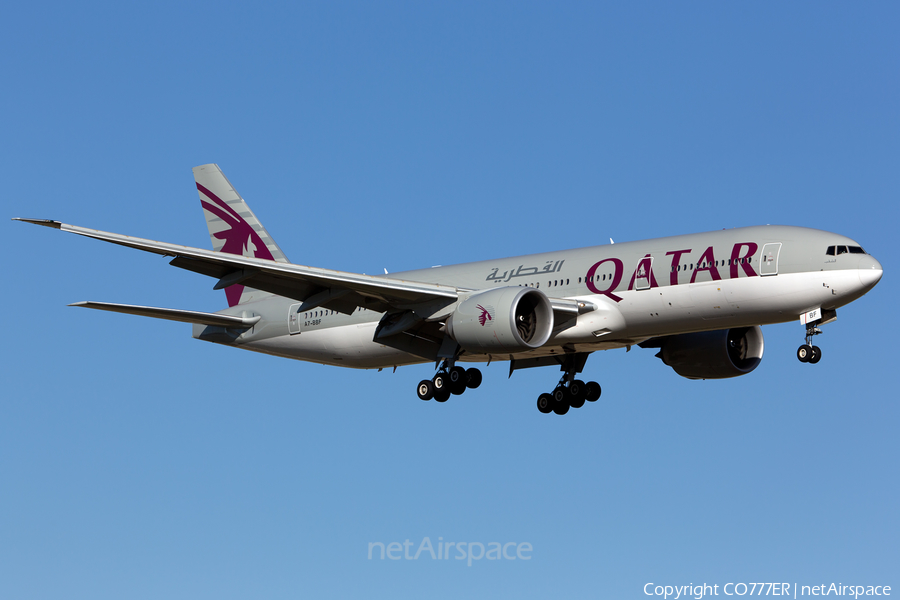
[193,164,289,306]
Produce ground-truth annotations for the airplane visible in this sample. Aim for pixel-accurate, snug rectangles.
[14,164,883,414]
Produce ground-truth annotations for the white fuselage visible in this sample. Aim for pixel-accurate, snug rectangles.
[204,225,882,369]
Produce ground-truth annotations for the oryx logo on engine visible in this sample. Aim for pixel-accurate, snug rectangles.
[476,304,494,327]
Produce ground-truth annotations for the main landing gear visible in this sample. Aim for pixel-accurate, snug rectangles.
[417,362,482,402]
[536,372,601,415]
[797,322,823,364]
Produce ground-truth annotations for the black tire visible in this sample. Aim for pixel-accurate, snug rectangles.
[569,389,586,409]
[552,400,570,415]
[434,387,451,403]
[465,368,483,389]
[585,381,601,402]
[447,367,467,395]
[448,366,466,385]
[537,393,553,414]
[570,379,587,402]
[552,387,567,404]
[416,380,434,401]
[809,346,822,364]
[433,373,447,391]
[797,344,812,363]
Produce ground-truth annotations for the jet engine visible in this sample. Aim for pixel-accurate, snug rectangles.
[446,287,553,353]
[651,326,764,379]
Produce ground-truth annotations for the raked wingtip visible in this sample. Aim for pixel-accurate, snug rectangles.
[12,218,62,228]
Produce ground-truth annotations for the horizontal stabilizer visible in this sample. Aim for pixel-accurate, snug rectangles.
[69,301,260,328]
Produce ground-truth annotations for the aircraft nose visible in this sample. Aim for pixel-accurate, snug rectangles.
[858,255,883,290]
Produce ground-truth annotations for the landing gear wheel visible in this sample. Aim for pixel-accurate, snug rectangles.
[569,393,586,409]
[416,380,434,401]
[552,400,570,415]
[432,373,447,392]
[569,380,587,402]
[434,387,451,403]
[448,366,467,395]
[465,368,482,389]
[448,366,466,385]
[537,393,553,414]
[800,321,825,365]
[585,381,601,402]
[552,387,567,404]
[809,345,822,364]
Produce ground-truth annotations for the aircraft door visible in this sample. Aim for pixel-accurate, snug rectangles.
[760,243,782,276]
[288,303,301,334]
[635,256,653,290]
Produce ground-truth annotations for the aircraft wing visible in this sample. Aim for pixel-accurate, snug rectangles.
[15,219,460,316]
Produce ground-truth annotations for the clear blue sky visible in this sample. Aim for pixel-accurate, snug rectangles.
[3,2,897,598]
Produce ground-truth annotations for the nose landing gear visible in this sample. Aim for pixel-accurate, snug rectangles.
[797,322,823,364]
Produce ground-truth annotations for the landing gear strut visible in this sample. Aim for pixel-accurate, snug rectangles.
[536,370,601,415]
[797,322,823,364]
[417,360,482,402]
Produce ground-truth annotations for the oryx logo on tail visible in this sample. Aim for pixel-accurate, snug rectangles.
[196,182,275,306]
[197,183,274,262]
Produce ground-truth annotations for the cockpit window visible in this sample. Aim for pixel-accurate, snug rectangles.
[827,245,866,256]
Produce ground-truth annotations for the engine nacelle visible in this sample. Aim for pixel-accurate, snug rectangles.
[447,287,554,353]
[656,326,765,379]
